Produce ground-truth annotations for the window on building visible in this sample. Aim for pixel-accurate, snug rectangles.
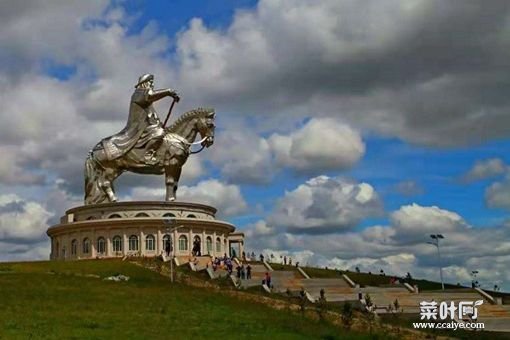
[71,239,77,255]
[86,216,96,220]
[145,234,155,251]
[129,235,139,251]
[179,235,188,251]
[113,236,122,252]
[97,237,106,254]
[135,212,149,217]
[206,236,212,254]
[163,213,175,218]
[83,238,90,254]
[187,214,196,218]
[108,214,122,219]
[216,237,221,253]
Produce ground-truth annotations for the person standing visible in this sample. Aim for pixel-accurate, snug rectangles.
[165,239,171,257]
[241,265,246,280]
[246,264,252,280]
[264,272,271,288]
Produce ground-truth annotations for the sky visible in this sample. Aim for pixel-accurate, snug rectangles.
[1,0,510,291]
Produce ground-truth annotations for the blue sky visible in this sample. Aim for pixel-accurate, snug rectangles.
[0,0,509,290]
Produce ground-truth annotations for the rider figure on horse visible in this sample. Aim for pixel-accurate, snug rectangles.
[101,74,180,165]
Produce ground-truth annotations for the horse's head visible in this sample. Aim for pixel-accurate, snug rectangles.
[196,110,215,148]
[166,107,216,150]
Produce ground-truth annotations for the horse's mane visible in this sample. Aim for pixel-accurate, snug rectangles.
[166,107,214,133]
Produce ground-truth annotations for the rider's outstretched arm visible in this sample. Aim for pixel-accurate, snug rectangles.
[146,88,179,103]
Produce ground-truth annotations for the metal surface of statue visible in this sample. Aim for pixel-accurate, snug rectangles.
[84,74,215,205]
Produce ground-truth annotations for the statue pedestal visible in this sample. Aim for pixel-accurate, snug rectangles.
[46,201,244,260]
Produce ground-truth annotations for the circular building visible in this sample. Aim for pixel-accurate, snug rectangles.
[46,201,244,260]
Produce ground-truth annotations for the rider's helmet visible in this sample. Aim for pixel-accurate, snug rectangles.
[135,74,154,88]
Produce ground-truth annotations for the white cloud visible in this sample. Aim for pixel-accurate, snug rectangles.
[394,180,423,196]
[485,174,510,210]
[269,118,365,174]
[0,240,50,262]
[245,219,510,290]
[245,220,275,238]
[390,203,469,244]
[243,199,510,289]
[173,0,510,146]
[179,179,247,217]
[207,128,273,184]
[0,194,52,242]
[268,175,382,233]
[206,118,365,184]
[462,158,506,182]
[130,179,247,218]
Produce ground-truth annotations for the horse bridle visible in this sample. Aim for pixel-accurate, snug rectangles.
[185,136,208,154]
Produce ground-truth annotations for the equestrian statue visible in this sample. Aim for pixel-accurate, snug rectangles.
[84,74,215,205]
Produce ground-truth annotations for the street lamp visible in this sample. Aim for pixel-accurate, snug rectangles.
[471,270,479,288]
[427,234,445,291]
[164,218,187,283]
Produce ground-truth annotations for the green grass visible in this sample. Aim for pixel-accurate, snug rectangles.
[269,263,300,272]
[302,267,343,279]
[0,260,386,339]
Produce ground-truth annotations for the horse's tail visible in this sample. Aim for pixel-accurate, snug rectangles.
[84,152,107,205]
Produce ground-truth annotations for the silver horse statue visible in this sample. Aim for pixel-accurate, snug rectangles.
[84,108,215,205]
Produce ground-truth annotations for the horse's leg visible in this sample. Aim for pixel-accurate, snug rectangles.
[172,166,182,200]
[165,164,181,202]
[165,170,176,202]
[100,167,119,202]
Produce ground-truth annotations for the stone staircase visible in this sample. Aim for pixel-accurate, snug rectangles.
[188,256,212,271]
[301,278,355,302]
[170,257,510,332]
[238,264,269,289]
[208,266,230,279]
[363,288,510,322]
[175,256,190,265]
[271,271,302,293]
[474,301,510,332]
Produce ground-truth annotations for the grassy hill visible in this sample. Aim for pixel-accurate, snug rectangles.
[0,260,385,339]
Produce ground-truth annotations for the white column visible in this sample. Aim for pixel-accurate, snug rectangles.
[173,228,178,255]
[123,234,128,255]
[202,230,206,255]
[188,228,192,256]
[157,229,162,255]
[213,231,217,257]
[140,229,145,256]
[107,234,112,257]
[92,229,97,258]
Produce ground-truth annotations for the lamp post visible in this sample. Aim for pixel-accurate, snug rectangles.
[471,270,479,288]
[427,234,445,291]
[164,218,187,283]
